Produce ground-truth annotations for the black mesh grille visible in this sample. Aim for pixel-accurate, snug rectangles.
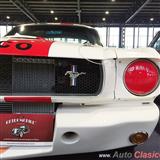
[13,103,55,114]
[0,103,54,114]
[0,57,12,94]
[55,59,102,95]
[0,103,12,113]
[13,63,55,93]
[0,56,103,95]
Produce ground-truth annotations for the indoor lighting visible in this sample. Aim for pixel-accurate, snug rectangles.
[54,17,58,21]
[111,0,116,2]
[150,18,154,21]
[105,11,109,14]
[6,16,10,19]
[50,10,54,14]
[102,17,106,21]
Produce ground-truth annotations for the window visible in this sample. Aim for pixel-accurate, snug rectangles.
[0,25,13,38]
[108,27,119,48]
[125,27,134,48]
[95,27,106,46]
[0,26,7,37]
[148,27,154,44]
[153,37,160,52]
[139,28,147,47]
[154,27,160,36]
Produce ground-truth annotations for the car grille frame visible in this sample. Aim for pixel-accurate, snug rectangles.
[0,56,103,96]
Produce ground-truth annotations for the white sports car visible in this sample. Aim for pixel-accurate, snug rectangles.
[0,23,160,159]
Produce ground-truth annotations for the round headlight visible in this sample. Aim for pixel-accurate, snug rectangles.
[124,59,159,96]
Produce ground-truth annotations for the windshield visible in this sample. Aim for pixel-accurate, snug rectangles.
[6,24,101,45]
[149,31,160,53]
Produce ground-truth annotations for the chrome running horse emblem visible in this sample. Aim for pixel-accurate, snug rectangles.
[65,65,86,86]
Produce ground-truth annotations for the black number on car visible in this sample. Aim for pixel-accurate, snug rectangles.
[16,43,32,50]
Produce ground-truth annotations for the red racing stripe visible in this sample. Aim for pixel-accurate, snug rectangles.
[4,97,52,103]
[0,39,53,57]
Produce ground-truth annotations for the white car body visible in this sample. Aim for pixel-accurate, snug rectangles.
[0,24,160,159]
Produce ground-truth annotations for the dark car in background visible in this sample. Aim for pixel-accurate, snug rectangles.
[149,31,160,107]
[149,31,160,53]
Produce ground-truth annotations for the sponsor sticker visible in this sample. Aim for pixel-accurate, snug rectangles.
[0,114,54,142]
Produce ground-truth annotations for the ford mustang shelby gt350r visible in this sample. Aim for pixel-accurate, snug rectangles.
[0,23,160,159]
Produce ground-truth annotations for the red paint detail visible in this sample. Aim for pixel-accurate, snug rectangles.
[4,97,52,103]
[124,59,159,95]
[0,114,54,142]
[36,37,46,40]
[0,39,53,57]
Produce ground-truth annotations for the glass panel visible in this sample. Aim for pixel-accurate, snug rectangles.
[153,37,160,52]
[108,27,119,48]
[95,27,106,46]
[154,27,160,36]
[0,26,7,38]
[134,27,139,48]
[139,28,147,47]
[6,26,12,33]
[148,27,154,45]
[125,27,134,49]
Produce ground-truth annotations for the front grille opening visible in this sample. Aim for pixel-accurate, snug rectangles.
[13,103,55,114]
[0,56,103,96]
[0,103,12,113]
[13,63,55,93]
[55,59,103,95]
[0,57,12,94]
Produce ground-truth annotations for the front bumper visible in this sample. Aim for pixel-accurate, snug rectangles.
[1,101,159,159]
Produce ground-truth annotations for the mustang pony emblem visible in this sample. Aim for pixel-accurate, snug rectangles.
[65,65,86,86]
[12,126,30,138]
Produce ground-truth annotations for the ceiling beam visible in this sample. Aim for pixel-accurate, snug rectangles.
[27,1,133,5]
[10,0,39,22]
[125,0,152,24]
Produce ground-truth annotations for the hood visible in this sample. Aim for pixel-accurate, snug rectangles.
[0,38,53,57]
[0,37,116,60]
[0,37,159,60]
[115,47,160,59]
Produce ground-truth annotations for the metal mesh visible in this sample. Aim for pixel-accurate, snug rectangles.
[0,56,102,95]
[13,62,55,93]
[0,103,12,113]
[13,103,55,114]
[0,56,12,93]
[0,102,54,114]
[55,59,103,95]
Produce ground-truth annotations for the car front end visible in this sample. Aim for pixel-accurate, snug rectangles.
[0,24,160,159]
